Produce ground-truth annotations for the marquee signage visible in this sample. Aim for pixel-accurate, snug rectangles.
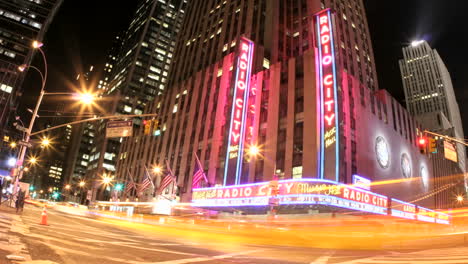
[224,37,255,186]
[391,198,416,220]
[192,179,450,224]
[314,9,339,181]
[193,179,388,214]
[417,206,436,223]
[352,175,371,191]
[435,212,450,225]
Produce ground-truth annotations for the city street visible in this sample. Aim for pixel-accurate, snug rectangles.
[0,205,467,263]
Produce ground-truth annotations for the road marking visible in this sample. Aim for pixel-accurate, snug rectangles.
[34,240,148,264]
[149,249,264,264]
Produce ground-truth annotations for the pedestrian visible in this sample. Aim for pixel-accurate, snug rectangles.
[15,190,25,213]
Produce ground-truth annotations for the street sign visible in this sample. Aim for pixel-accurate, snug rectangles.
[15,125,27,132]
[444,140,458,163]
[106,121,133,138]
[18,141,32,148]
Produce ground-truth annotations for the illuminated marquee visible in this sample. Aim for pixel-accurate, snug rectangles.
[193,179,388,215]
[417,206,436,223]
[391,198,416,220]
[315,9,339,181]
[224,37,255,186]
[192,180,450,224]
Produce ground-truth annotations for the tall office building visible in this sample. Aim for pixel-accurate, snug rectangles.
[0,0,62,131]
[399,40,466,173]
[116,0,408,203]
[87,0,187,200]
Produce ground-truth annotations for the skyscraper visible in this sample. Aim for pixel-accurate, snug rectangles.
[399,40,465,173]
[116,0,389,202]
[0,0,63,130]
[87,0,187,200]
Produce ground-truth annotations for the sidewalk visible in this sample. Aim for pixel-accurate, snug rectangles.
[0,203,31,264]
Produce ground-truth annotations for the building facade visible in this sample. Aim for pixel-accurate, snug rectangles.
[399,40,466,175]
[0,0,63,132]
[116,0,437,206]
[87,0,187,200]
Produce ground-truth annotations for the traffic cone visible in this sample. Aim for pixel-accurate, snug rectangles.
[40,207,48,225]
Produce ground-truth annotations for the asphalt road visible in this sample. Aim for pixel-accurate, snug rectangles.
[13,205,468,264]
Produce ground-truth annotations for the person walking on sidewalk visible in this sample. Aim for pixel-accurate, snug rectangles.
[15,190,25,213]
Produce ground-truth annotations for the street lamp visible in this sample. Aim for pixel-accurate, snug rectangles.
[41,137,50,147]
[102,174,113,186]
[12,40,47,198]
[79,181,85,188]
[153,165,162,175]
[76,93,95,104]
[65,184,71,190]
[457,195,464,203]
[28,156,37,165]
[247,145,261,156]
[9,142,16,148]
[12,40,97,198]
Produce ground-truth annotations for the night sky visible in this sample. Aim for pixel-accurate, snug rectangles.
[22,0,468,133]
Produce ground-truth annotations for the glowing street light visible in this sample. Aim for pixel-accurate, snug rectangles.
[65,184,71,190]
[76,93,95,104]
[29,157,37,165]
[41,137,50,147]
[48,187,53,192]
[102,174,113,185]
[457,195,464,203]
[23,167,29,172]
[32,40,44,49]
[7,157,17,167]
[153,166,162,174]
[10,142,17,148]
[247,145,260,156]
[79,181,85,188]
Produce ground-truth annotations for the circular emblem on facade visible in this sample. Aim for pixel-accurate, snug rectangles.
[375,136,390,169]
[420,166,429,189]
[400,153,412,178]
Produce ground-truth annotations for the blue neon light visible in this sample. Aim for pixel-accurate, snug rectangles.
[235,41,254,185]
[316,15,325,180]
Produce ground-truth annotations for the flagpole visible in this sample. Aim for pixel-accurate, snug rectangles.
[165,159,177,197]
[194,151,209,185]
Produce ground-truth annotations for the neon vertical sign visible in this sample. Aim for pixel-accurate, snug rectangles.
[224,37,254,186]
[315,9,339,181]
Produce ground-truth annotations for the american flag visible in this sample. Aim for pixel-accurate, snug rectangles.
[124,169,136,196]
[123,181,135,196]
[192,153,208,189]
[157,173,174,194]
[137,169,153,194]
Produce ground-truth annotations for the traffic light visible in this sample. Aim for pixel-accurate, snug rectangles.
[144,120,152,135]
[153,120,159,133]
[429,137,438,153]
[29,185,34,191]
[115,183,124,191]
[418,137,427,154]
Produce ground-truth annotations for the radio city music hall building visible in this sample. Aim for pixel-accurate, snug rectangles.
[116,0,451,221]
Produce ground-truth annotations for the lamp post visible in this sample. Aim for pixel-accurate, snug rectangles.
[12,41,97,203]
[12,41,47,201]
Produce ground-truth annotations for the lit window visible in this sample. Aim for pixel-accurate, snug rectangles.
[124,105,132,112]
[217,69,223,77]
[172,104,178,113]
[263,58,270,69]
